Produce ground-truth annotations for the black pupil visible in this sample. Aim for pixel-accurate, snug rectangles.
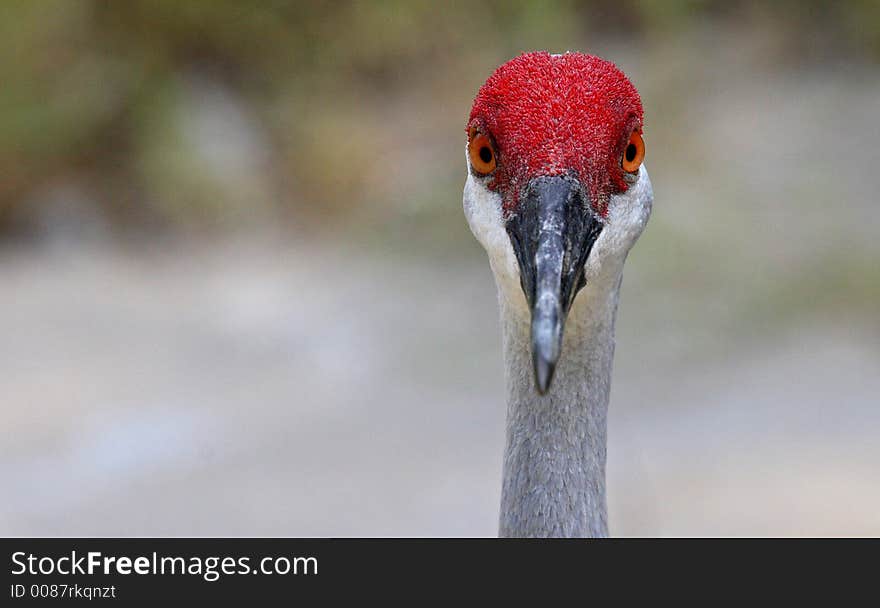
[625,143,637,163]
[479,146,492,164]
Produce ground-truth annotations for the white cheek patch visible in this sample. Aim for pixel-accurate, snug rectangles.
[584,166,653,283]
[614,165,653,246]
[462,170,523,301]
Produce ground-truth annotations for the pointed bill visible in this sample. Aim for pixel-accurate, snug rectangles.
[505,176,604,394]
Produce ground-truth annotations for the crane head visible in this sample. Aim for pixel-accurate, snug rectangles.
[463,51,653,394]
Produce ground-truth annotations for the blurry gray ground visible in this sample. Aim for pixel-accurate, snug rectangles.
[1,239,878,537]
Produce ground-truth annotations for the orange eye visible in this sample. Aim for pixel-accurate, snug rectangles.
[622,131,645,173]
[468,130,497,175]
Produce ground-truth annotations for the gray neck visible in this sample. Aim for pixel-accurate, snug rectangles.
[498,271,623,538]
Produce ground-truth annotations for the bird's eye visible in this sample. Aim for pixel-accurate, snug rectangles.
[622,131,645,173]
[468,131,497,175]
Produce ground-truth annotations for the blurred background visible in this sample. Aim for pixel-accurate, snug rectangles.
[2,1,879,536]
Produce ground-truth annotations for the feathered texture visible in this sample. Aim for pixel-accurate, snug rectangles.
[463,51,653,537]
[468,51,643,217]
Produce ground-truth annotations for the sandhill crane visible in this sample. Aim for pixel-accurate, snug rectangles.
[463,52,652,537]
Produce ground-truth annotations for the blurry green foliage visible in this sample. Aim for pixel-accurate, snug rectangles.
[0,0,877,234]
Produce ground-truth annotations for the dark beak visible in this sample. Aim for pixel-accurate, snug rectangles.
[505,176,604,394]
